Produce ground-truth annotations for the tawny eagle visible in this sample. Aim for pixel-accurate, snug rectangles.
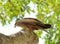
[15,18,51,30]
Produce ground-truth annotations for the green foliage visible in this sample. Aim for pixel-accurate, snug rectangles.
[0,0,31,25]
[0,0,60,44]
[35,30,42,38]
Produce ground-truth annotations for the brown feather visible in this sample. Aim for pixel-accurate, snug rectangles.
[15,18,51,30]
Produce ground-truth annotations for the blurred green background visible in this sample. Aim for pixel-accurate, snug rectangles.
[0,0,60,44]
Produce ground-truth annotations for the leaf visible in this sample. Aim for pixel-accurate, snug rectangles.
[35,30,42,38]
